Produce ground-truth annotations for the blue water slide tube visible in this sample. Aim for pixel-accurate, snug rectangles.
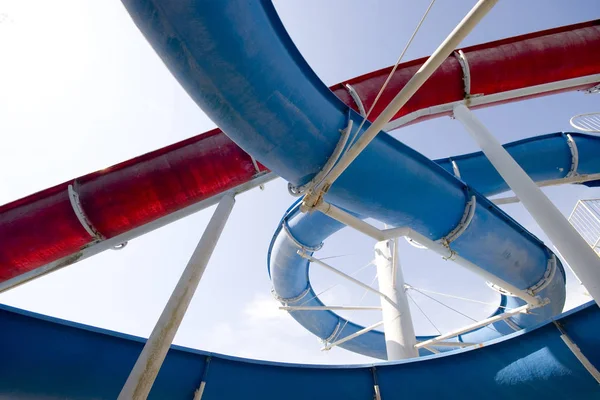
[436,132,600,196]
[121,0,569,359]
[269,132,600,359]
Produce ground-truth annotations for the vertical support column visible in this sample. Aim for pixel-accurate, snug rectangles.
[453,104,600,306]
[118,194,235,400]
[374,239,418,360]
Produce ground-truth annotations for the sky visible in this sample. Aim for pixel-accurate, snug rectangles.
[0,0,599,365]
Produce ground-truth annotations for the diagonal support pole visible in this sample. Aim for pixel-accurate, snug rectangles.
[453,104,600,306]
[375,239,418,359]
[118,194,235,400]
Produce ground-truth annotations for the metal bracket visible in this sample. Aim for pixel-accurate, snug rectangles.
[289,118,352,199]
[582,83,600,95]
[345,83,367,117]
[565,133,579,178]
[68,184,105,241]
[441,195,476,246]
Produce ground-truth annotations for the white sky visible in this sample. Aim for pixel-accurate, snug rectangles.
[0,0,598,365]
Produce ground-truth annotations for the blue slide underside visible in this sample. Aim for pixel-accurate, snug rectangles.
[1,302,599,399]
[118,0,586,358]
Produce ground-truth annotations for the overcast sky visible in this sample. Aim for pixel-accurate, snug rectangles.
[0,0,599,365]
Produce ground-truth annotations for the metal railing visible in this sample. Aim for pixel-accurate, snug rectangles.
[568,199,600,256]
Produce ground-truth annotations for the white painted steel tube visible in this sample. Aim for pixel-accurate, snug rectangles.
[404,229,542,306]
[117,194,235,400]
[554,322,600,384]
[491,173,600,205]
[453,104,600,306]
[374,240,418,359]
[319,0,498,189]
[316,200,542,306]
[312,202,386,240]
[415,304,531,349]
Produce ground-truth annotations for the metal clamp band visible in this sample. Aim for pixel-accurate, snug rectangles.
[345,84,367,117]
[68,184,105,241]
[282,219,324,252]
[441,195,476,246]
[565,133,579,178]
[288,118,352,197]
[454,50,471,98]
[322,320,342,344]
[271,286,311,304]
[487,256,556,298]
[527,255,557,295]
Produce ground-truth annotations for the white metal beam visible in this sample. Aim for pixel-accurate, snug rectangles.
[415,304,531,349]
[313,200,543,306]
[117,194,235,400]
[554,322,600,384]
[453,104,600,306]
[305,0,498,200]
[322,321,384,351]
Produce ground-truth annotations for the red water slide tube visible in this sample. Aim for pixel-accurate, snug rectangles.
[1,20,599,287]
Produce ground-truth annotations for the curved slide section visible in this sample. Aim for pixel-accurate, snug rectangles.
[1,17,598,286]
[436,132,600,196]
[1,302,599,398]
[270,131,600,358]
[119,0,578,359]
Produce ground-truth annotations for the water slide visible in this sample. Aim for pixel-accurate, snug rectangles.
[0,17,598,290]
[1,1,600,397]
[114,0,599,359]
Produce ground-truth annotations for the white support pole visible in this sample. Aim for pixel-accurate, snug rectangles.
[453,104,600,306]
[313,0,498,192]
[374,239,418,360]
[117,194,235,400]
[314,200,543,306]
[415,304,531,349]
